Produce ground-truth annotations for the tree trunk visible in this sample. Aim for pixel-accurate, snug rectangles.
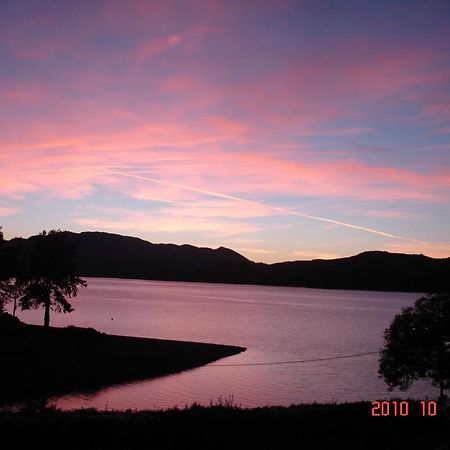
[440,380,444,398]
[12,297,17,317]
[44,294,50,327]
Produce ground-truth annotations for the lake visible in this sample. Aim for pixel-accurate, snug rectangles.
[13,278,437,410]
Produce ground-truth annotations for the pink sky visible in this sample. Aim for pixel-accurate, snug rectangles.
[1,0,450,262]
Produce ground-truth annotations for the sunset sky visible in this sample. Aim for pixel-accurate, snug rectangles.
[1,0,450,263]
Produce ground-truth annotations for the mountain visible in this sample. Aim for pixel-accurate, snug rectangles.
[68,231,249,280]
[5,231,450,292]
[195,251,450,293]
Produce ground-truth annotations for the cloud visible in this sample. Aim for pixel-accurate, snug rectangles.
[105,169,427,242]
[1,0,449,258]
[0,207,19,217]
[383,241,450,259]
[234,247,276,255]
[1,141,449,221]
[362,210,415,219]
[73,206,261,237]
[290,250,342,260]
[134,26,213,63]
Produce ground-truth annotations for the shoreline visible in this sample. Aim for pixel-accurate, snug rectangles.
[0,314,246,405]
[80,275,429,295]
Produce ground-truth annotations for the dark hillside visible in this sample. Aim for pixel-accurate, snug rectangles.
[5,232,450,292]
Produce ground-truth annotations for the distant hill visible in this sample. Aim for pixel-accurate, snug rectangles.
[68,231,249,281]
[6,231,450,292]
[195,251,450,293]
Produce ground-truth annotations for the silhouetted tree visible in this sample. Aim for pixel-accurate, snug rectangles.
[0,226,13,313]
[379,293,450,398]
[0,226,4,312]
[0,278,25,317]
[20,230,87,327]
[0,226,5,281]
[0,230,26,314]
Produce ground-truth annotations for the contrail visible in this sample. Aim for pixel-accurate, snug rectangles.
[106,169,424,243]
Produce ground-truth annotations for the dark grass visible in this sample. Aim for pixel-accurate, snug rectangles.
[0,401,449,450]
[0,314,245,404]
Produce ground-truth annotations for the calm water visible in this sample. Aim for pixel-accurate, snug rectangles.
[13,278,437,410]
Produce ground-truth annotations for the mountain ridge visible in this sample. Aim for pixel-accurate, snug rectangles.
[5,231,450,293]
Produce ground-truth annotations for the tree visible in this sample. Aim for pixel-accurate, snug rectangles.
[0,226,5,282]
[379,292,450,398]
[0,226,5,312]
[0,278,24,317]
[0,229,25,314]
[20,230,87,327]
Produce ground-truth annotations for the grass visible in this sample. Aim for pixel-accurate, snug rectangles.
[0,401,449,450]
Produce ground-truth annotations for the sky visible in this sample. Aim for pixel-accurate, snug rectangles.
[1,0,450,263]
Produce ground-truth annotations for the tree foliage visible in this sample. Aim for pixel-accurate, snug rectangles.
[379,292,450,396]
[0,230,25,314]
[0,226,5,312]
[20,230,87,327]
[0,278,24,317]
[0,226,5,282]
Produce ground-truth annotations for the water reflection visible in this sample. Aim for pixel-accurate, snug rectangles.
[12,279,437,410]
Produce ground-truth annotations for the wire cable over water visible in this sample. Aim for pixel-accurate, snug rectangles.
[207,351,379,367]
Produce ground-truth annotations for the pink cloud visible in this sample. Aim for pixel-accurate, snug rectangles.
[0,85,45,105]
[134,26,213,63]
[360,210,415,219]
[135,33,184,62]
[383,241,450,259]
[291,250,342,260]
[1,132,450,205]
[1,1,449,253]
[73,207,261,237]
[150,40,448,145]
[157,198,274,219]
[0,207,19,217]
[1,40,448,200]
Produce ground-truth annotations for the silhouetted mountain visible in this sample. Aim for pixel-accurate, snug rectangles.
[198,251,450,293]
[67,232,249,280]
[6,232,450,292]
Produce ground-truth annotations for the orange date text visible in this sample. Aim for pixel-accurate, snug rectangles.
[371,400,437,417]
